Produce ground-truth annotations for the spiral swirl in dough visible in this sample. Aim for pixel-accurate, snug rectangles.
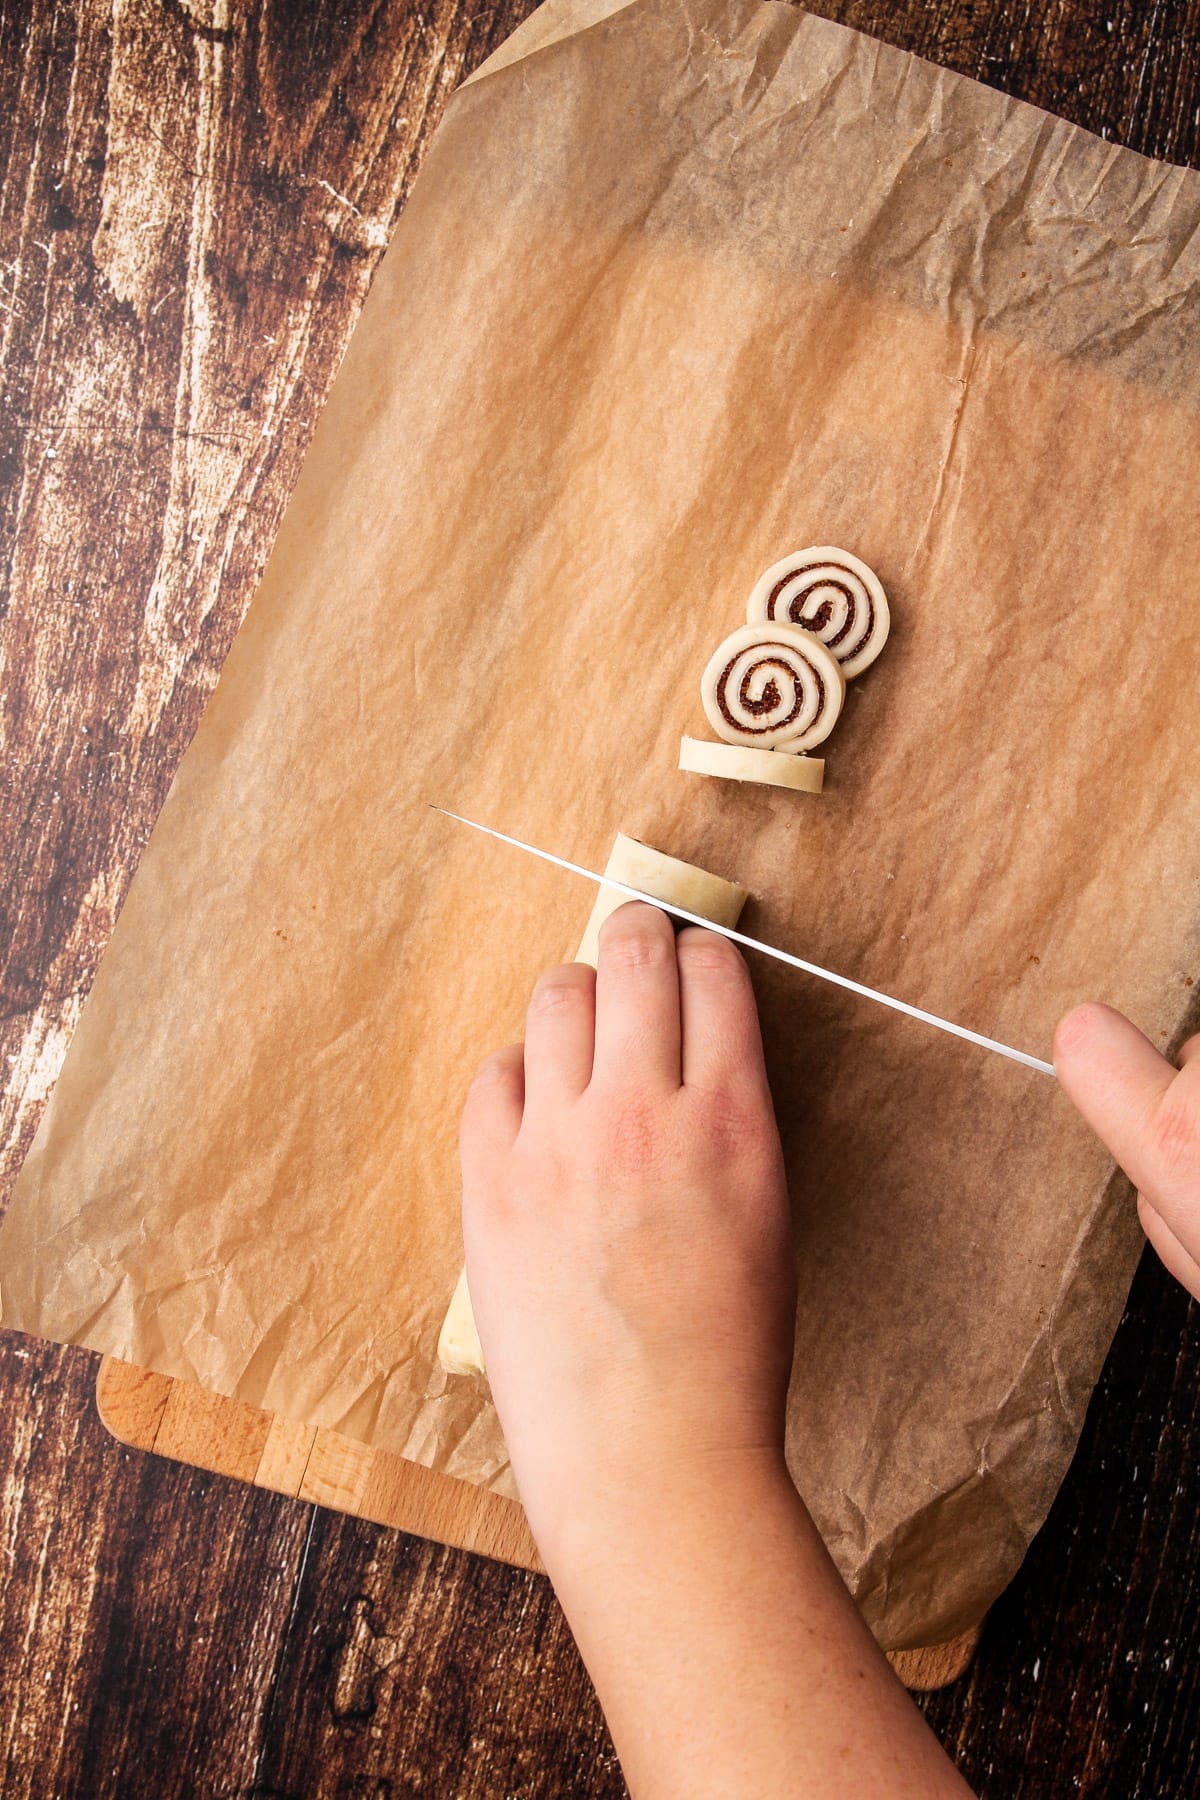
[747,546,889,680]
[700,622,845,753]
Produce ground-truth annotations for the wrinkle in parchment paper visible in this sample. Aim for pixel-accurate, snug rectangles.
[3,0,1200,1650]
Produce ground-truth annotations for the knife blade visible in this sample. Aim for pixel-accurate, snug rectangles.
[432,806,1056,1078]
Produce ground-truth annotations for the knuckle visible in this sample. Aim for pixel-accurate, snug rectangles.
[599,904,673,970]
[676,928,746,980]
[530,966,591,1014]
[604,928,672,972]
[468,1047,519,1095]
[590,1097,663,1179]
[694,1086,773,1162]
[1150,1093,1200,1182]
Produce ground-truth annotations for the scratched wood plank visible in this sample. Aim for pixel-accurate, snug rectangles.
[0,1333,313,1799]
[4,0,1200,1796]
[0,0,513,1184]
[96,1356,982,1690]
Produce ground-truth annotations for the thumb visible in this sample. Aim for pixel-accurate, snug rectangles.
[1054,1004,1200,1296]
[1052,1003,1176,1198]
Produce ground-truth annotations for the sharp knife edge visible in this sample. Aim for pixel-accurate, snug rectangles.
[432,807,1056,1078]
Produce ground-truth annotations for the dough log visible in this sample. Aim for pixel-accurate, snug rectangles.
[437,833,748,1376]
[747,546,889,680]
[700,621,845,754]
[679,735,824,792]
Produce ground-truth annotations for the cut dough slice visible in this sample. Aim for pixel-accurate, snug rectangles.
[747,546,889,680]
[679,735,824,792]
[701,621,845,753]
[437,833,748,1377]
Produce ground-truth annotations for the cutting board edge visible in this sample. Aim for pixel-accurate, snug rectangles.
[95,1356,978,1690]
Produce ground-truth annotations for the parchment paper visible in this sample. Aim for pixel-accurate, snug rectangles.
[4,0,1200,1651]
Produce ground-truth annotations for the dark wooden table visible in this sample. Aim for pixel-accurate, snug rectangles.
[3,2,1199,1794]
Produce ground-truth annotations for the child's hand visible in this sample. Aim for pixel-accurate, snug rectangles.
[459,901,795,1559]
[459,901,973,1798]
[1054,1003,1200,1299]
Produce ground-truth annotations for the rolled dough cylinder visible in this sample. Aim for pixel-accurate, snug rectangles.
[573,831,747,965]
[678,734,824,793]
[437,832,748,1376]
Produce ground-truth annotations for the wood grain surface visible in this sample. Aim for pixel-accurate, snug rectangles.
[3,1,1200,1794]
[92,1358,982,1691]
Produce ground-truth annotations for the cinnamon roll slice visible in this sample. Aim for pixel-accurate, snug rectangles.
[747,546,889,680]
[700,622,845,754]
[679,736,824,792]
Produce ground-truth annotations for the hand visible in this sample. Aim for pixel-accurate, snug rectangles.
[459,901,795,1560]
[459,901,972,1799]
[1054,1003,1200,1299]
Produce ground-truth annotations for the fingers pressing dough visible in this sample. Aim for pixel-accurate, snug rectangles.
[439,834,748,1377]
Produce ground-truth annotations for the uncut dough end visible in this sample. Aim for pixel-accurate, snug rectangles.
[437,1266,485,1375]
[679,735,824,793]
[574,832,746,967]
[439,833,749,1379]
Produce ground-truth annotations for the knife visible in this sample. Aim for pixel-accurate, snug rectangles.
[432,807,1056,1078]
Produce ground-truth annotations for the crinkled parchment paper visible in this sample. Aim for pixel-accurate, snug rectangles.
[4,0,1200,1649]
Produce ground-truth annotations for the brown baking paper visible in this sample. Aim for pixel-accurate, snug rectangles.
[4,0,1200,1652]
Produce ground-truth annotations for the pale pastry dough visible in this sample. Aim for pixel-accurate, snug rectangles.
[746,546,889,680]
[438,1267,480,1377]
[700,621,844,753]
[437,833,748,1377]
[574,832,746,965]
[679,734,824,792]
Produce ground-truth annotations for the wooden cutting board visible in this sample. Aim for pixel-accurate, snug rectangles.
[97,1357,978,1690]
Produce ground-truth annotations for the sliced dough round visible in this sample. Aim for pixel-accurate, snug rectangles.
[700,621,845,752]
[747,546,889,680]
[679,735,824,792]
